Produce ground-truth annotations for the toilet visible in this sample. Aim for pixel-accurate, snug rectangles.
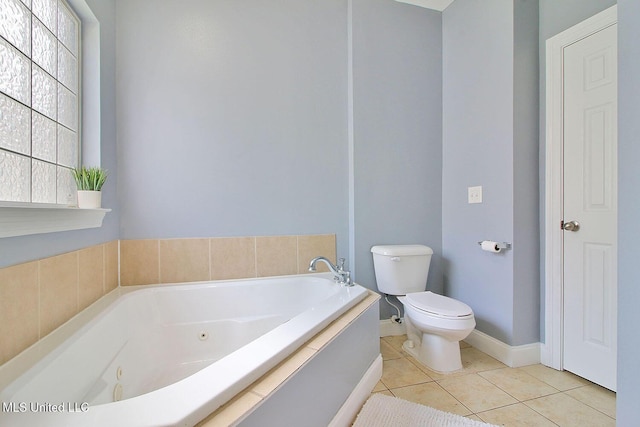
[371,244,475,372]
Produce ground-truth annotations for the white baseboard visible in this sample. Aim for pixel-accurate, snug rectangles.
[379,318,406,337]
[379,320,541,368]
[328,354,383,427]
[539,342,557,369]
[464,329,541,368]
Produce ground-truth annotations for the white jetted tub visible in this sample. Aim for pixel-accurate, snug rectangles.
[0,273,368,426]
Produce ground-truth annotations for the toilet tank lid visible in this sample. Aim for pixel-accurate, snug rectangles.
[370,245,433,256]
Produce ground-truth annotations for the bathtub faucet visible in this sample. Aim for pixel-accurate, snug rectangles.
[308,256,352,286]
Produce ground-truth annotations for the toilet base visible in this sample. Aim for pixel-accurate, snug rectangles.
[402,334,463,373]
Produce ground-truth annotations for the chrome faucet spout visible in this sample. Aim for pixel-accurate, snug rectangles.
[308,256,352,286]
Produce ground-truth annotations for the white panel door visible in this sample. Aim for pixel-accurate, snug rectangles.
[562,23,617,391]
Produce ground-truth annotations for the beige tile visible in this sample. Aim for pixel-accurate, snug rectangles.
[373,390,394,398]
[403,345,507,381]
[0,262,39,364]
[381,357,433,389]
[307,292,378,349]
[565,384,616,419]
[479,367,559,401]
[196,391,262,427]
[337,292,380,326]
[381,334,410,356]
[391,382,472,416]
[372,381,388,393]
[159,239,209,284]
[460,347,507,373]
[437,373,518,413]
[251,347,316,396]
[297,234,336,273]
[380,338,403,360]
[78,245,105,310]
[255,236,297,277]
[303,292,376,353]
[120,239,159,286]
[405,356,468,381]
[477,403,558,427]
[306,318,346,351]
[519,364,591,391]
[39,252,79,337]
[104,240,119,292]
[210,237,256,280]
[405,355,449,378]
[524,393,615,427]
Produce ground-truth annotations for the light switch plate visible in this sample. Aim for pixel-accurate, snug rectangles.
[468,186,482,204]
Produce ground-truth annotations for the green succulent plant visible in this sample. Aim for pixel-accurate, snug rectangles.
[72,167,108,191]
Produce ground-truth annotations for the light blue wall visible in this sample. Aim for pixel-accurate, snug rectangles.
[617,0,640,421]
[0,0,119,269]
[115,0,443,303]
[513,0,540,344]
[115,0,350,257]
[442,0,539,346]
[442,0,516,345]
[351,0,443,315]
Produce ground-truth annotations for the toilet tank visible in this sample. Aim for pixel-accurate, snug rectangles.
[370,245,433,295]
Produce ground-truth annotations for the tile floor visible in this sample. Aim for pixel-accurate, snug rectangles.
[373,335,616,426]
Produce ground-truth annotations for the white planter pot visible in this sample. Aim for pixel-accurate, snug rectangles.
[77,190,102,209]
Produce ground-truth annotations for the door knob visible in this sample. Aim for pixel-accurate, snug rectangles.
[562,220,580,232]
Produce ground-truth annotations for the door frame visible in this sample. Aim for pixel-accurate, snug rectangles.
[543,5,617,370]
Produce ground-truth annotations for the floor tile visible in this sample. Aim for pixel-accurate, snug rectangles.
[375,337,617,426]
[565,384,616,419]
[381,335,411,356]
[373,390,394,398]
[372,380,387,393]
[479,367,559,401]
[460,347,508,373]
[381,357,433,389]
[477,403,558,427]
[524,393,615,427]
[437,373,518,413]
[380,338,403,360]
[391,382,472,416]
[409,356,474,381]
[519,364,591,391]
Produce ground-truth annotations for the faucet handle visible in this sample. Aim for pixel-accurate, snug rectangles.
[337,258,346,271]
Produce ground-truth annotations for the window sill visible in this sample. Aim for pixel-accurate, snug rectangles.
[0,203,111,238]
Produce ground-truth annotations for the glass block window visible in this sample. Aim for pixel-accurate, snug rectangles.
[0,0,80,205]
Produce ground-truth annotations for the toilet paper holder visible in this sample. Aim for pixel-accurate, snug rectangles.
[477,241,512,250]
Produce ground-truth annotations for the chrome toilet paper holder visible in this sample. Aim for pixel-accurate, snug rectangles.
[477,241,512,250]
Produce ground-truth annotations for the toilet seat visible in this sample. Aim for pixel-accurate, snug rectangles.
[405,291,473,319]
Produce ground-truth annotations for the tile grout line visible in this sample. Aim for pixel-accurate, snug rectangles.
[377,337,615,425]
[558,390,617,421]
[518,399,563,426]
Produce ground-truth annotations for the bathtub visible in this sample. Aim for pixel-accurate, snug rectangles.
[0,273,369,427]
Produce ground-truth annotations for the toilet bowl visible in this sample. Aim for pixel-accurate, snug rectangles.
[399,291,475,372]
[371,245,476,372]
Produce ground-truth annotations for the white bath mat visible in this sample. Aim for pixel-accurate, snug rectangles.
[352,393,499,427]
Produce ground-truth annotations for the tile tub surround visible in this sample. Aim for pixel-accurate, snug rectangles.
[0,234,336,367]
[120,234,337,286]
[0,241,118,365]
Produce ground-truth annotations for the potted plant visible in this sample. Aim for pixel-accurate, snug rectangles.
[72,166,108,209]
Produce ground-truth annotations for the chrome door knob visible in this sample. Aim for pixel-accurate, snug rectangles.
[562,220,580,232]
